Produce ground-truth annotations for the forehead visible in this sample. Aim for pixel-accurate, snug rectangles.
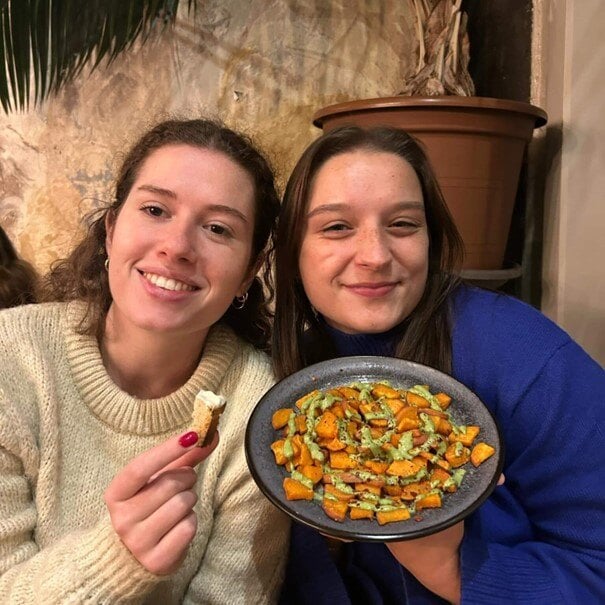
[308,150,422,205]
[136,144,247,179]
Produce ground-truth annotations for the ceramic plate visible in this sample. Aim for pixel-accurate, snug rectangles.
[245,356,504,542]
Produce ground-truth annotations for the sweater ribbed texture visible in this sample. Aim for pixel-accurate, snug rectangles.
[0,301,289,604]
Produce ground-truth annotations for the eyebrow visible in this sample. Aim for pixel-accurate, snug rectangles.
[136,184,249,223]
[306,200,424,218]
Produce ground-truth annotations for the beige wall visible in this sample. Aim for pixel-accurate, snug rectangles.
[534,0,605,366]
[0,0,415,272]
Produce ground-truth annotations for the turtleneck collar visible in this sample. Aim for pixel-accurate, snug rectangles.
[321,318,402,358]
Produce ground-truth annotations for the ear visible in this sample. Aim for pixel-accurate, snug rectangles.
[237,253,265,297]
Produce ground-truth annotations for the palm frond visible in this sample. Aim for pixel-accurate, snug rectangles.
[0,0,196,112]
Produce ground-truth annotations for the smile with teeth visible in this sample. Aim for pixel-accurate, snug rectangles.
[143,272,197,292]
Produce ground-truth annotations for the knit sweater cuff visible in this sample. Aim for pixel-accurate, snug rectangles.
[74,519,163,601]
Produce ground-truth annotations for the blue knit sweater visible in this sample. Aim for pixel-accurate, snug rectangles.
[279,285,605,604]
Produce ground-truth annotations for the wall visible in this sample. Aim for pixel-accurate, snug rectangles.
[0,0,415,271]
[533,0,605,365]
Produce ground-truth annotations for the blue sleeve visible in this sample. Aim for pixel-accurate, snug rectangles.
[459,337,605,605]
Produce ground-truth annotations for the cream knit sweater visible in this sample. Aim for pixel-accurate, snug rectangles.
[0,302,289,604]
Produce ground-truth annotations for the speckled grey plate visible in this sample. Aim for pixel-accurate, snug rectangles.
[245,356,503,542]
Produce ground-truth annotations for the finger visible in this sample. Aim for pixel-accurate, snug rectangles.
[497,473,506,486]
[107,432,205,502]
[154,431,219,478]
[129,487,198,553]
[127,466,198,521]
[142,511,198,576]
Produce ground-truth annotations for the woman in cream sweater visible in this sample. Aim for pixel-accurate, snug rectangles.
[0,119,288,603]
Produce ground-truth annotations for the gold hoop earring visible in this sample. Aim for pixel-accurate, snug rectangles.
[232,292,248,310]
[104,258,109,271]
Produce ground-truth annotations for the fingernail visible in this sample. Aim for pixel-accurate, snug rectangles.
[179,431,199,447]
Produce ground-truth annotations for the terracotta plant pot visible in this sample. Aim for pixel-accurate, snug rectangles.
[313,96,547,271]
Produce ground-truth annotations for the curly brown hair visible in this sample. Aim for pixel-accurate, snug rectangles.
[42,119,280,350]
[0,226,40,309]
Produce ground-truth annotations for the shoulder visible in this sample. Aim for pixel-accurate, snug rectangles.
[451,285,571,352]
[0,302,69,348]
[448,285,598,406]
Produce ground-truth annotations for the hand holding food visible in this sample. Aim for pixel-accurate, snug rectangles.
[104,432,217,575]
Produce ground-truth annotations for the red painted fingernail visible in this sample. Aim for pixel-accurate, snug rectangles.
[179,431,199,447]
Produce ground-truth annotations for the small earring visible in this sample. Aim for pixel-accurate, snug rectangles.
[104,258,109,271]
[232,292,248,310]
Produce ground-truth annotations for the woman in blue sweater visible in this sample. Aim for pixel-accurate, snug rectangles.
[272,125,605,604]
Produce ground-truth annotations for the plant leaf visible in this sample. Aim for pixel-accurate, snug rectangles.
[0,0,193,112]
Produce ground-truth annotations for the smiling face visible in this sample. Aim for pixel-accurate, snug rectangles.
[299,150,429,334]
[105,144,256,343]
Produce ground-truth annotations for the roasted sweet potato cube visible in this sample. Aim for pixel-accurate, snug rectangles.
[384,485,403,497]
[323,497,349,521]
[327,388,344,399]
[337,386,361,400]
[283,477,314,501]
[325,483,354,501]
[270,439,287,465]
[329,402,346,419]
[272,408,293,430]
[300,464,323,484]
[371,384,400,399]
[411,456,428,471]
[435,392,452,409]
[369,417,389,428]
[435,418,452,436]
[401,481,432,500]
[293,442,313,466]
[386,459,420,478]
[316,410,339,439]
[350,506,374,520]
[295,414,307,434]
[323,437,347,452]
[345,445,357,454]
[430,467,456,492]
[358,402,376,417]
[346,420,358,437]
[385,398,405,415]
[449,425,480,447]
[376,508,411,525]
[405,392,430,408]
[471,442,496,467]
[416,493,442,510]
[363,460,389,475]
[445,443,471,468]
[330,451,358,469]
[356,483,382,496]
[344,397,360,411]
[296,390,319,409]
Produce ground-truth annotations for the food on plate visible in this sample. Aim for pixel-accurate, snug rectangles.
[270,382,495,525]
[192,390,226,446]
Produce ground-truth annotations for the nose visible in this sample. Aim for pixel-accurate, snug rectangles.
[158,220,197,263]
[354,227,392,269]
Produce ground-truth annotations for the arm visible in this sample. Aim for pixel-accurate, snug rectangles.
[456,340,605,604]
[0,401,211,602]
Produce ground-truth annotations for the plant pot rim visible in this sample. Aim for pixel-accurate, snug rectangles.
[313,95,548,129]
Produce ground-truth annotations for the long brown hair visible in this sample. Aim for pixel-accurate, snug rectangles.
[0,226,40,308]
[42,119,280,350]
[273,125,464,378]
